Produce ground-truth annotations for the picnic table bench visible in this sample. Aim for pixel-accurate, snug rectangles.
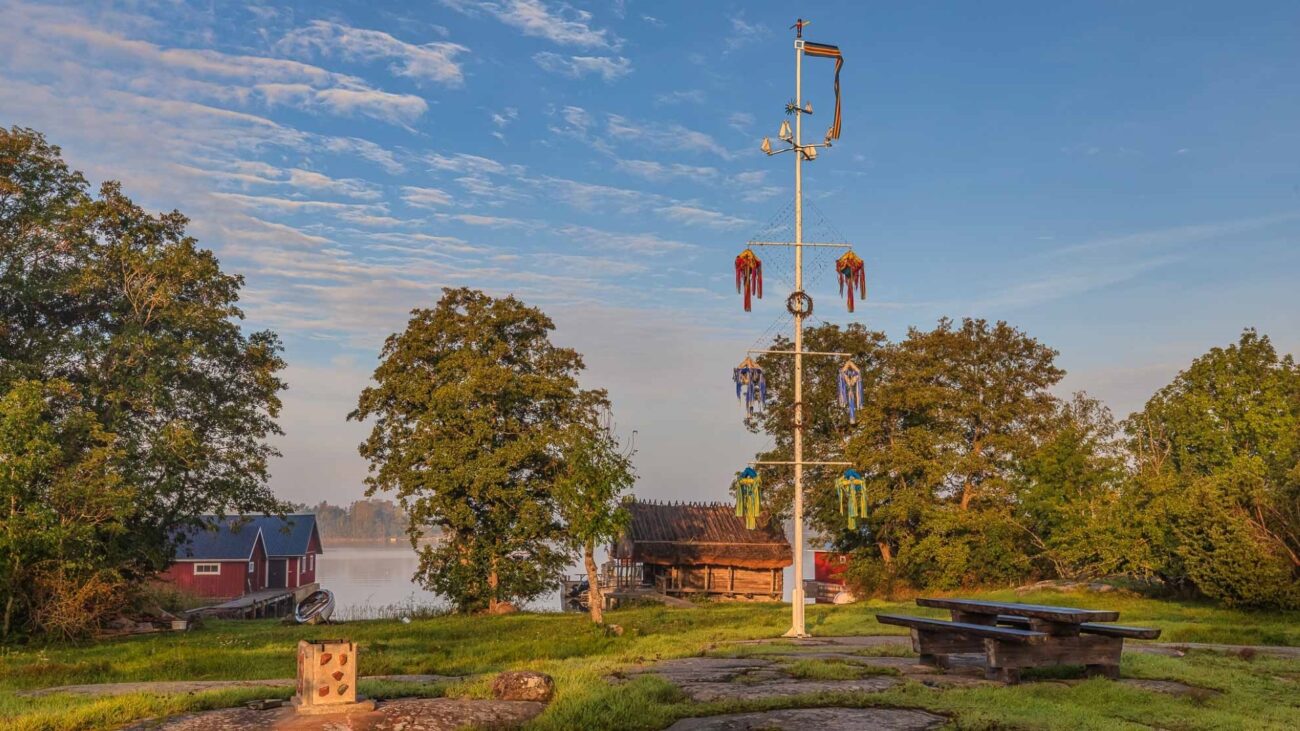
[876,598,1161,683]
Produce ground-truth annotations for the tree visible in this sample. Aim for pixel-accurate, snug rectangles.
[351,288,605,613]
[748,323,888,549]
[0,380,133,640]
[554,413,634,623]
[1126,330,1300,607]
[1013,393,1138,580]
[1,127,286,637]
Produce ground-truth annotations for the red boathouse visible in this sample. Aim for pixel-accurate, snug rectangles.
[162,514,324,599]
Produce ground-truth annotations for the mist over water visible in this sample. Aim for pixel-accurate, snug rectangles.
[316,544,581,618]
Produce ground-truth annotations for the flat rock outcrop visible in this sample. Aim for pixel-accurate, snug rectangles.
[665,707,946,730]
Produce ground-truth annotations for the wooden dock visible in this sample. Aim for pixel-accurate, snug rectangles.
[189,583,318,620]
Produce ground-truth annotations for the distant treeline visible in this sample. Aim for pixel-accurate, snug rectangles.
[297,499,410,542]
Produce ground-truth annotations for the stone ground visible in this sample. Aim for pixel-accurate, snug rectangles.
[19,675,458,698]
[664,707,947,731]
[69,634,1254,729]
[122,698,545,731]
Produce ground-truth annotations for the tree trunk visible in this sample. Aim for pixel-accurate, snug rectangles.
[2,593,13,641]
[877,542,894,565]
[486,557,500,614]
[960,439,983,510]
[583,539,604,624]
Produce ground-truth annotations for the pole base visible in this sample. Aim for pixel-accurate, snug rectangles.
[781,627,810,639]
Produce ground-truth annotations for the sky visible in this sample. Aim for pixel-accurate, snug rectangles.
[2,0,1298,507]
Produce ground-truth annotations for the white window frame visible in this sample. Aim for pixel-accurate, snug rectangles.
[308,554,314,571]
[194,563,221,575]
[248,560,256,573]
[298,557,304,573]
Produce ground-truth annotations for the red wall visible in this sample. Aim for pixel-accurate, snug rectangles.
[813,551,850,585]
[160,560,250,598]
[161,535,269,598]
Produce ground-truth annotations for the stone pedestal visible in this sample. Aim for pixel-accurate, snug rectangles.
[293,639,376,715]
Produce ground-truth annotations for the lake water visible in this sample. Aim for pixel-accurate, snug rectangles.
[315,544,572,618]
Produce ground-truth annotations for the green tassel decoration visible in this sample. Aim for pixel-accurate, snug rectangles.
[735,467,762,530]
[836,469,868,529]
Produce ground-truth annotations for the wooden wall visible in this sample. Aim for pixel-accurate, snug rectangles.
[648,564,783,600]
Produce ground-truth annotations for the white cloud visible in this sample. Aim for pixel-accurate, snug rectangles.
[615,159,718,181]
[533,52,632,81]
[728,112,755,134]
[655,89,706,105]
[725,15,770,52]
[656,204,751,229]
[605,114,730,158]
[278,21,469,87]
[400,186,454,208]
[441,0,620,49]
[320,137,405,174]
[3,2,429,127]
[442,213,534,228]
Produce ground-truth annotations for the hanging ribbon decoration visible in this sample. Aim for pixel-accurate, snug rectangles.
[802,41,843,141]
[836,469,868,529]
[835,250,866,312]
[734,248,763,311]
[837,360,864,424]
[735,467,762,530]
[733,357,767,414]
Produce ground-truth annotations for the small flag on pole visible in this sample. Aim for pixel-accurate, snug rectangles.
[802,41,843,140]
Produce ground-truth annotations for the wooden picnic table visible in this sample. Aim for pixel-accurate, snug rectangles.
[876,597,1160,683]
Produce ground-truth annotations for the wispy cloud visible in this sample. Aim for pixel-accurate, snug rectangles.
[533,52,632,81]
[278,20,469,87]
[606,114,732,159]
[400,186,454,208]
[724,15,770,52]
[656,204,752,229]
[441,0,620,49]
[3,2,430,127]
[615,159,718,181]
[655,89,706,106]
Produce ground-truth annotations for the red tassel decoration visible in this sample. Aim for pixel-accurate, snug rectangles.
[835,250,866,313]
[734,248,763,312]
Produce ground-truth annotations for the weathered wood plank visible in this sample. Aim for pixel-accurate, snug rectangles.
[983,634,1122,671]
[876,614,1048,644]
[997,615,1160,640]
[918,598,1119,623]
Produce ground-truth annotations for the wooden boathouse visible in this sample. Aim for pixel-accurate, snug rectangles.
[608,499,793,601]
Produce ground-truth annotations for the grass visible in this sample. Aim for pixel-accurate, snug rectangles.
[779,658,896,680]
[2,590,1299,730]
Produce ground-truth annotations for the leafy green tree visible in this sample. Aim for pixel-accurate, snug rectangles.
[554,412,634,623]
[1013,393,1138,579]
[351,288,605,613]
[1127,330,1300,607]
[0,380,133,639]
[1,127,286,636]
[748,323,888,547]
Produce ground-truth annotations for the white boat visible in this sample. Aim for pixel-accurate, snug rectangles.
[294,589,335,624]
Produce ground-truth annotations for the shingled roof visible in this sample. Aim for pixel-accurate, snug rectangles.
[613,499,792,570]
[173,514,322,561]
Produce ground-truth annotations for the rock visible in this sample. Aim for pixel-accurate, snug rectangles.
[124,698,545,730]
[665,707,946,730]
[605,623,624,636]
[491,670,555,703]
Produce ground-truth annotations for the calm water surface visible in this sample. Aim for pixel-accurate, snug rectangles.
[315,544,571,619]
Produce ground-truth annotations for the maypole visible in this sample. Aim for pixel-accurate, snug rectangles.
[733,19,860,638]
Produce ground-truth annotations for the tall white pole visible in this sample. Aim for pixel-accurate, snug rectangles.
[786,34,807,639]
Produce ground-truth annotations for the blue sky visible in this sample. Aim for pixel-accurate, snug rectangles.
[3,1,1298,506]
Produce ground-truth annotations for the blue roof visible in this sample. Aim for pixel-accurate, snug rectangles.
[245,514,321,557]
[173,514,320,561]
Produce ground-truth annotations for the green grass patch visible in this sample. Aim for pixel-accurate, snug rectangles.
[1,590,1298,730]
[779,658,896,680]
